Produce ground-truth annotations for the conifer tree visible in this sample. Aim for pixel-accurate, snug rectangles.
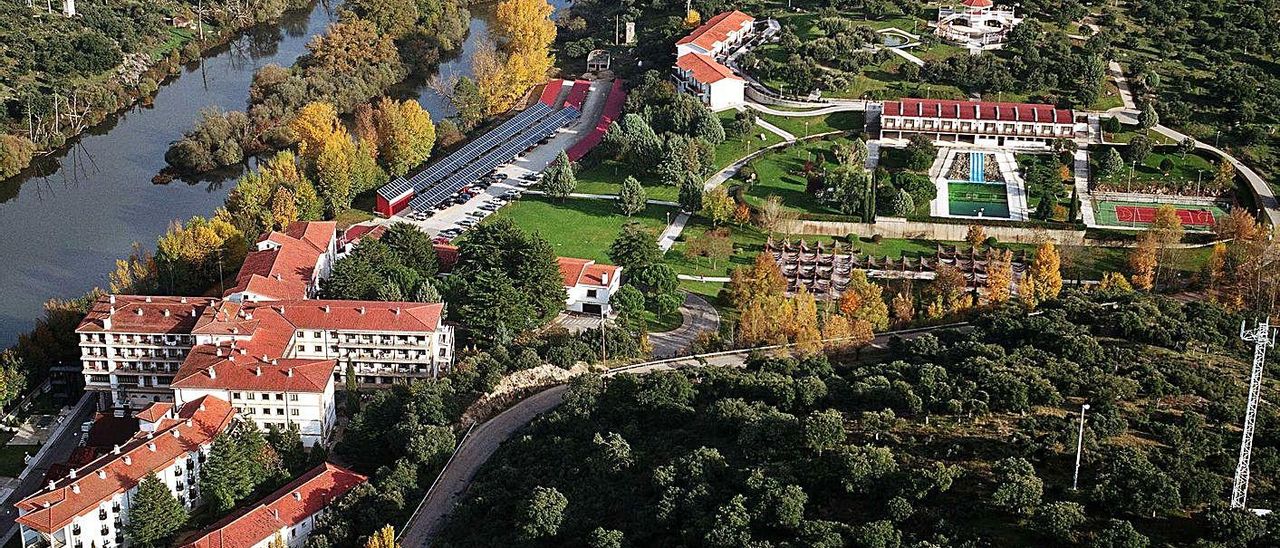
[126,473,187,547]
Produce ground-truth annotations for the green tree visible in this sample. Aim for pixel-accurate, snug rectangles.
[1035,501,1086,542]
[991,457,1043,515]
[1093,519,1149,548]
[1123,134,1152,166]
[618,176,648,216]
[803,409,844,455]
[452,77,486,131]
[701,187,735,226]
[1098,146,1125,179]
[608,222,662,269]
[587,528,624,548]
[1091,447,1181,518]
[704,494,752,547]
[125,473,187,547]
[542,150,577,199]
[1138,101,1159,129]
[679,178,704,212]
[520,486,568,539]
[381,222,439,280]
[904,134,936,171]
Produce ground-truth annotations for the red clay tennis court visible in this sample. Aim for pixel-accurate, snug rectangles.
[1114,205,1216,226]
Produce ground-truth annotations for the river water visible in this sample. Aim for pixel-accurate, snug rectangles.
[0,0,542,346]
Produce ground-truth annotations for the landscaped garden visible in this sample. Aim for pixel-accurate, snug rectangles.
[739,136,854,216]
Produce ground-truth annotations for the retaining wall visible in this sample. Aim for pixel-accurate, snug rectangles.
[776,217,1088,245]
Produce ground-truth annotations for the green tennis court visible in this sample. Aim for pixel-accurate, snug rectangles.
[948,182,1010,218]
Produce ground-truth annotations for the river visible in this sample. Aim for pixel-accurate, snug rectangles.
[0,0,558,346]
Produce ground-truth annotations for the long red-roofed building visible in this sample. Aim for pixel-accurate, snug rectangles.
[676,10,755,58]
[878,98,1076,148]
[178,463,366,548]
[672,11,756,110]
[15,396,236,548]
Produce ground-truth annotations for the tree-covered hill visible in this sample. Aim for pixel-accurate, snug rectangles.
[437,291,1280,547]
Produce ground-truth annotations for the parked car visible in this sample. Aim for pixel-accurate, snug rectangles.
[457,219,477,228]
[502,190,522,198]
[494,173,509,180]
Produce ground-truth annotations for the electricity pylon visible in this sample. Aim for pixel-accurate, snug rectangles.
[1232,319,1274,509]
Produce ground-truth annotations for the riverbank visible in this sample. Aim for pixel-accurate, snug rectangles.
[2,0,320,182]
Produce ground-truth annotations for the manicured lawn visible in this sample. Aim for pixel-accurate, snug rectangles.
[575,162,679,202]
[1096,148,1218,192]
[483,196,678,263]
[740,136,851,215]
[642,309,683,333]
[715,110,786,169]
[756,111,865,139]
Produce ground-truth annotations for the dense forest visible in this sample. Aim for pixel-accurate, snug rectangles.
[437,290,1280,547]
[0,0,310,177]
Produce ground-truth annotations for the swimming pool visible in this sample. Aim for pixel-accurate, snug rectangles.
[948,182,1010,218]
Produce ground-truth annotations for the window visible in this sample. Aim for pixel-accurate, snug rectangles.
[275,393,284,401]
[291,409,300,416]
[246,393,256,400]
[313,345,321,352]
[261,393,270,400]
[231,392,240,400]
[289,394,299,401]
[313,331,321,339]
[587,289,598,298]
[276,408,285,415]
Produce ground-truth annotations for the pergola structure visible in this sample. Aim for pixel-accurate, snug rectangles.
[766,237,1028,299]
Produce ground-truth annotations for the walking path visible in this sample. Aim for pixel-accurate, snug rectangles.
[744,101,868,117]
[396,323,967,546]
[754,117,795,141]
[1108,61,1138,110]
[1151,125,1280,226]
[888,46,926,67]
[1073,149,1098,226]
[521,190,679,207]
[649,294,721,358]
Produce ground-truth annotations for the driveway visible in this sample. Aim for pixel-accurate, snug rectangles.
[649,293,720,358]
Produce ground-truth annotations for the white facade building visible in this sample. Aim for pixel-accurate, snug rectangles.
[558,258,623,316]
[16,397,236,548]
[179,463,366,548]
[676,10,755,58]
[223,221,339,303]
[672,10,754,110]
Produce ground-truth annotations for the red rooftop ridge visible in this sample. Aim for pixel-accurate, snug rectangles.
[676,10,754,51]
[882,98,1073,124]
[179,462,367,548]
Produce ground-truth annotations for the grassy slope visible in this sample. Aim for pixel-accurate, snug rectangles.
[484,196,677,263]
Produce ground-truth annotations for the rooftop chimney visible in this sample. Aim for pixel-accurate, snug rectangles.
[135,308,144,316]
[180,297,187,304]
[358,307,366,315]
[123,455,132,466]
[147,442,156,452]
[286,368,294,378]
[69,468,77,479]
[71,484,79,494]
[208,365,217,379]
[172,429,181,438]
[47,481,56,491]
[601,272,609,285]
[292,492,302,501]
[254,366,261,376]
[271,359,279,366]
[112,445,120,454]
[216,348,223,357]
[323,305,330,313]
[109,295,116,304]
[185,419,193,427]
[97,470,107,479]
[162,309,171,317]
[144,296,152,303]
[393,307,400,315]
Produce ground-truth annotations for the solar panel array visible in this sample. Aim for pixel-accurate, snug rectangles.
[377,103,556,201]
[408,107,580,212]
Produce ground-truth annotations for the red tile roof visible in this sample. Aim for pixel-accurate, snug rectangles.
[135,402,174,423]
[225,221,335,301]
[676,10,754,51]
[76,295,217,335]
[175,300,444,393]
[179,463,367,548]
[962,0,994,7]
[557,257,621,288]
[676,53,742,84]
[340,224,385,247]
[16,397,236,533]
[882,98,1073,125]
[434,244,460,273]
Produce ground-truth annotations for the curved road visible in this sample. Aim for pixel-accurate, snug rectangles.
[397,323,964,546]
[649,293,720,358]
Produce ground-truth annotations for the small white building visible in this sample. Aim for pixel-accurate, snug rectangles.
[935,0,1023,52]
[179,462,367,548]
[674,53,746,110]
[16,397,236,548]
[558,257,622,316]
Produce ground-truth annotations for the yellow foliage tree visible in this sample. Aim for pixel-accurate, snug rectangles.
[890,291,914,327]
[701,187,736,227]
[314,126,358,216]
[1024,241,1063,308]
[375,98,437,177]
[109,243,158,295]
[790,287,822,355]
[365,525,400,548]
[729,253,786,308]
[822,314,874,355]
[1097,271,1134,292]
[840,270,889,331]
[965,224,986,248]
[1128,232,1158,290]
[495,0,557,55]
[290,101,340,161]
[269,186,298,231]
[984,249,1013,304]
[684,8,702,27]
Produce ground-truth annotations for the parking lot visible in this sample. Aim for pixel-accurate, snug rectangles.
[380,79,612,240]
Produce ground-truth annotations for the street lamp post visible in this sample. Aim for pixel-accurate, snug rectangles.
[1072,403,1091,491]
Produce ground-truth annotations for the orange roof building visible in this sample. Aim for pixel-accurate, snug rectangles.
[179,463,367,548]
[556,257,623,316]
[15,397,236,548]
[673,11,754,110]
[224,221,338,303]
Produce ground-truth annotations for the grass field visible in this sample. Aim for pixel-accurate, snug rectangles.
[482,196,678,262]
[947,182,1010,217]
[756,111,866,139]
[741,136,852,216]
[1094,148,1218,192]
[1093,200,1227,231]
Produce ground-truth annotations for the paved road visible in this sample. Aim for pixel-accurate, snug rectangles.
[649,293,721,358]
[0,393,96,545]
[398,385,569,548]
[397,324,964,546]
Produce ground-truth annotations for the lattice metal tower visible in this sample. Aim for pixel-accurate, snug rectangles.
[1232,320,1274,509]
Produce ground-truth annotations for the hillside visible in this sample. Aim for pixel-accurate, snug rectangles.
[436,291,1280,547]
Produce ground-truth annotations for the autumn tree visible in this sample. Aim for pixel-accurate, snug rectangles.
[757,195,785,234]
[1149,204,1184,286]
[733,202,751,225]
[929,264,969,315]
[373,97,436,177]
[156,211,247,295]
[790,287,823,355]
[1097,271,1134,293]
[839,270,889,331]
[365,525,401,548]
[890,292,913,327]
[1211,159,1235,192]
[685,228,733,270]
[985,249,1013,304]
[701,187,735,226]
[965,225,986,248]
[110,243,159,295]
[822,314,874,355]
[290,101,340,162]
[1128,232,1158,291]
[1022,241,1062,309]
[313,126,359,216]
[730,253,786,308]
